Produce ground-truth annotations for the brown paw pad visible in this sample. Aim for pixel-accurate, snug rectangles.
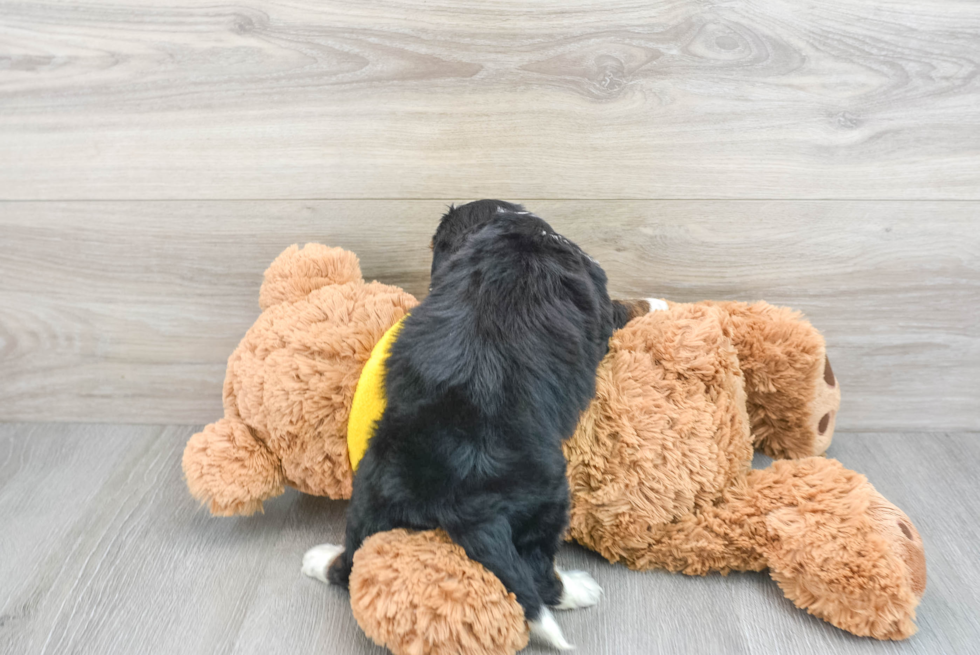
[824,355,836,387]
[818,411,833,435]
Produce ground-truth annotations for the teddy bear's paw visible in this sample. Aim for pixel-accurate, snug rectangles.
[302,543,344,584]
[554,569,603,610]
[530,607,574,650]
[182,419,285,517]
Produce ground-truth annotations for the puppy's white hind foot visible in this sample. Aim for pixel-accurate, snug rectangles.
[555,569,602,610]
[529,607,574,650]
[646,297,669,313]
[301,543,344,584]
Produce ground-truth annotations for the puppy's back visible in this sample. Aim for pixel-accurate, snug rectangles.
[378,212,614,465]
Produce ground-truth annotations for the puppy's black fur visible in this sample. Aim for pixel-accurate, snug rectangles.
[328,200,616,622]
[429,199,527,279]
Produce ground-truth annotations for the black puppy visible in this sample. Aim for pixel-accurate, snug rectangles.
[303,200,639,649]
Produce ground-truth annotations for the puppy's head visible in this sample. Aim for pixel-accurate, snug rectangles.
[430,199,528,279]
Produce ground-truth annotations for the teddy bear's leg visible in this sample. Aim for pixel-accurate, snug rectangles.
[708,301,841,459]
[182,416,285,516]
[348,530,530,655]
[756,458,925,639]
[623,458,924,640]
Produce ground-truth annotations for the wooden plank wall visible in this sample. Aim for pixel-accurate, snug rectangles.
[2,201,976,429]
[1,1,978,430]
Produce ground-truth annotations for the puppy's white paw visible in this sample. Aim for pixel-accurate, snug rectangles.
[646,298,669,313]
[529,606,574,650]
[554,569,602,610]
[302,543,344,583]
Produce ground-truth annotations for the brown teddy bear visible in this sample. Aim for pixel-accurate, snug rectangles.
[182,243,926,655]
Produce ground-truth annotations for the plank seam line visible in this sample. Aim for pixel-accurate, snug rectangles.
[1,198,979,203]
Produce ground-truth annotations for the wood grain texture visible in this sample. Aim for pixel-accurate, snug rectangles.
[1,199,977,430]
[2,0,980,199]
[0,423,978,654]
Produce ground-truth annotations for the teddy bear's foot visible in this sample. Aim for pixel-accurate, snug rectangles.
[182,417,285,516]
[707,300,841,459]
[760,458,926,639]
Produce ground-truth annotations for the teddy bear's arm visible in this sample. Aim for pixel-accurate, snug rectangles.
[182,416,285,516]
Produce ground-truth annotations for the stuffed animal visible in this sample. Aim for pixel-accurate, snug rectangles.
[183,244,926,655]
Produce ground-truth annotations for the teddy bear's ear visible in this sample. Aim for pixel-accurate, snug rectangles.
[259,244,363,310]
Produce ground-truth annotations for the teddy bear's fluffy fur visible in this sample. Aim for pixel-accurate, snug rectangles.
[350,529,530,655]
[183,244,417,514]
[183,244,925,655]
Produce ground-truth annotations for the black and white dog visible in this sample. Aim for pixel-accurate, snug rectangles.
[303,200,645,649]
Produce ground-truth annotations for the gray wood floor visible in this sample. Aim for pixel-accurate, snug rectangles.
[1,423,977,655]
